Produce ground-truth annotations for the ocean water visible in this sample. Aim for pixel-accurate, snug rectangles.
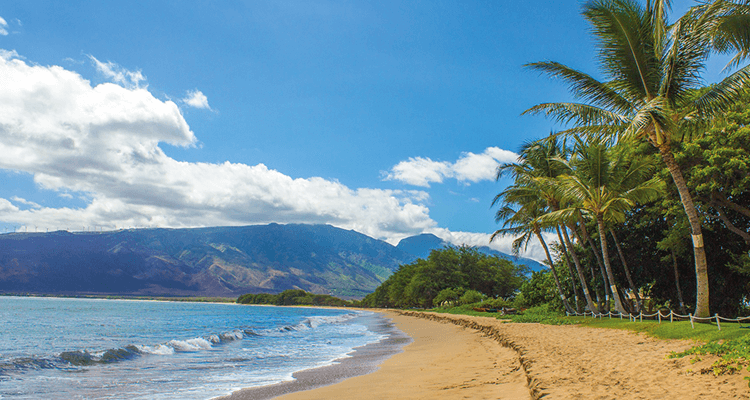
[0,296,388,399]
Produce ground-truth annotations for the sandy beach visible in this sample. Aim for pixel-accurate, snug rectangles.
[228,311,749,400]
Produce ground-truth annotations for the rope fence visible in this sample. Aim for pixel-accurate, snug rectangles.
[565,309,750,330]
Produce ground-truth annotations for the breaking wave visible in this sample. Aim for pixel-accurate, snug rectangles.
[0,312,359,375]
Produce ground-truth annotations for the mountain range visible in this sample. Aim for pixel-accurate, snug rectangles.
[0,224,542,299]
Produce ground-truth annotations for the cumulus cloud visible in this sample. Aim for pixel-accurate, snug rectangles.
[0,50,438,242]
[89,55,146,89]
[0,17,7,36]
[0,50,546,260]
[182,89,211,109]
[384,147,519,187]
[425,228,555,263]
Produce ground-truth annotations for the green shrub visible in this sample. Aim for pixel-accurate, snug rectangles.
[460,290,486,305]
[434,287,465,307]
[480,297,509,309]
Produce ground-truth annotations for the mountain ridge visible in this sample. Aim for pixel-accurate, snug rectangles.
[0,225,540,299]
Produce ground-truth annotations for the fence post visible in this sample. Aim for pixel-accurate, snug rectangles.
[716,314,721,331]
[670,311,673,323]
[609,311,611,319]
[658,311,661,324]
[620,312,623,320]
[639,311,642,323]
[689,313,694,329]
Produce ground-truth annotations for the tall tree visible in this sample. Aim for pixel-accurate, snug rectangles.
[525,0,750,317]
[540,137,664,314]
[492,197,576,314]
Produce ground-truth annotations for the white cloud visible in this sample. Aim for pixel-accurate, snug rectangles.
[0,50,548,261]
[0,50,437,242]
[0,17,7,36]
[426,228,555,263]
[89,55,146,89]
[383,157,452,187]
[383,147,519,187]
[10,196,41,209]
[182,89,211,109]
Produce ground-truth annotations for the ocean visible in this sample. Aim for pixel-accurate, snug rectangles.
[0,296,393,399]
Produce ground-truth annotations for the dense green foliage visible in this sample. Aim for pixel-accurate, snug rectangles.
[236,289,352,307]
[360,246,528,308]
[490,0,750,318]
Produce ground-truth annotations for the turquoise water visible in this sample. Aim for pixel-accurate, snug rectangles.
[0,297,385,399]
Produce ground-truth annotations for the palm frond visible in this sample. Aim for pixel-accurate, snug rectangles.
[526,61,634,113]
[693,62,750,115]
[584,0,662,100]
[523,102,628,126]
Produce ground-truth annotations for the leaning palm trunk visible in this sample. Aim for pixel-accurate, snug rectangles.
[659,147,710,318]
[590,237,612,311]
[610,228,641,312]
[571,225,605,307]
[563,224,599,313]
[577,214,612,308]
[557,225,582,312]
[671,249,688,315]
[596,215,628,314]
[535,230,575,314]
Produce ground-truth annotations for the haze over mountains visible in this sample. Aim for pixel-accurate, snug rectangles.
[0,224,541,299]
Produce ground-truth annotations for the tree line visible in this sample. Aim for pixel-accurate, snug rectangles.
[360,246,528,308]
[237,289,352,307]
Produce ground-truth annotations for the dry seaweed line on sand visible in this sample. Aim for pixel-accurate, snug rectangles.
[397,311,546,400]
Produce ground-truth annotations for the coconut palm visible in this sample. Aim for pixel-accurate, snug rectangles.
[540,137,664,314]
[491,188,575,314]
[525,0,750,317]
[690,0,750,70]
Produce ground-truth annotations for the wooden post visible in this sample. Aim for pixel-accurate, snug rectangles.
[690,313,694,329]
[658,311,661,324]
[639,312,642,323]
[716,314,721,331]
[670,311,673,323]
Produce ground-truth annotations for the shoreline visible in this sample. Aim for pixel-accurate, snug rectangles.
[228,311,750,399]
[218,311,411,400]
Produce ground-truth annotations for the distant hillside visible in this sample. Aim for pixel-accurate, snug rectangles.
[396,233,545,272]
[0,224,415,298]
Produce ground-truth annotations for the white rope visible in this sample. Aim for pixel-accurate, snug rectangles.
[562,308,749,330]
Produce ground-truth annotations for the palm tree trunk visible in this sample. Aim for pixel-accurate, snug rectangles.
[658,147,710,318]
[671,249,687,315]
[577,212,612,308]
[571,225,604,307]
[563,224,600,313]
[557,225,582,313]
[610,228,641,312]
[535,230,574,314]
[596,215,628,314]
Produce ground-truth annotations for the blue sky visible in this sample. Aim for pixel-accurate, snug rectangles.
[0,1,722,260]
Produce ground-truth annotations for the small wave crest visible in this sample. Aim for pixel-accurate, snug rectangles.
[274,312,358,333]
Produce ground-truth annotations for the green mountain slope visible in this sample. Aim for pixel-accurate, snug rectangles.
[0,224,415,298]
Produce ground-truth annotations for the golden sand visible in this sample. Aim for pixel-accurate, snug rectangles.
[279,311,749,399]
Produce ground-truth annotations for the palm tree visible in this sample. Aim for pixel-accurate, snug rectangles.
[525,0,750,317]
[540,137,664,314]
[690,0,750,70]
[491,198,575,314]
[610,227,642,311]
